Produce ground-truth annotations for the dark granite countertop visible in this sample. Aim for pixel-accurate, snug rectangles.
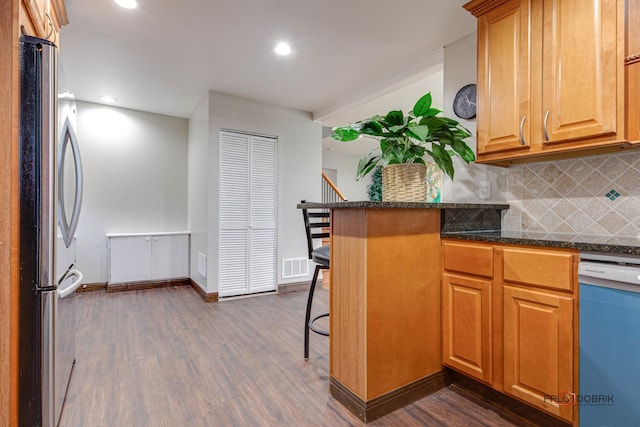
[442,230,640,257]
[297,201,510,210]
[297,201,640,256]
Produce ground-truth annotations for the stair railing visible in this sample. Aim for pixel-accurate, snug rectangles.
[321,171,347,203]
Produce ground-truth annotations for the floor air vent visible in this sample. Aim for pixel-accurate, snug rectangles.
[281,257,309,279]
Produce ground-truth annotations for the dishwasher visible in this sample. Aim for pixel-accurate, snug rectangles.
[579,252,640,427]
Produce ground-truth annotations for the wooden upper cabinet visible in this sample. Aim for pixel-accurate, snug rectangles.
[474,0,531,155]
[627,0,640,142]
[628,0,640,59]
[48,0,69,44]
[19,0,68,44]
[466,0,626,163]
[21,0,48,37]
[628,62,640,142]
[541,0,619,146]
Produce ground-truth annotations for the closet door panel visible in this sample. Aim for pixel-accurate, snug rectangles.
[249,136,277,293]
[219,132,250,296]
[219,132,277,297]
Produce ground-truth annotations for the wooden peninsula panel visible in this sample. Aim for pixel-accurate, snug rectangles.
[330,209,367,397]
[330,208,443,413]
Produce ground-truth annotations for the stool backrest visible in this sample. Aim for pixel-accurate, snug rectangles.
[300,200,330,260]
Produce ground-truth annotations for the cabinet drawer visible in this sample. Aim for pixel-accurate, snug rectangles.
[443,242,493,278]
[503,248,574,291]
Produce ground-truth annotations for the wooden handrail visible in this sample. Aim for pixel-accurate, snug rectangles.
[322,171,347,201]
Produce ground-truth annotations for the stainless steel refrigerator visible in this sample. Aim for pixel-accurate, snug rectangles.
[19,35,84,427]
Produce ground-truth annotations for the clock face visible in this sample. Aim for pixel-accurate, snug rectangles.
[453,84,477,119]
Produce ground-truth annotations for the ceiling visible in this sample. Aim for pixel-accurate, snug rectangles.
[61,0,476,122]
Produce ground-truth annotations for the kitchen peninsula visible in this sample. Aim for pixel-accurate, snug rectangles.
[297,201,508,422]
[300,201,640,425]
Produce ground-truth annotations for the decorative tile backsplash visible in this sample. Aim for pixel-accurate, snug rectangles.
[504,150,640,236]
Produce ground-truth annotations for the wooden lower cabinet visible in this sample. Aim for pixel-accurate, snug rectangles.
[503,285,574,422]
[331,209,442,408]
[442,273,492,384]
[442,240,577,424]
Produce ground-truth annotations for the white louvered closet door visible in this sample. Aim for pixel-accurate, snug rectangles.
[248,136,277,293]
[219,131,277,297]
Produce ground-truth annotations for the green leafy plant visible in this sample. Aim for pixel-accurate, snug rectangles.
[367,166,383,201]
[332,92,475,180]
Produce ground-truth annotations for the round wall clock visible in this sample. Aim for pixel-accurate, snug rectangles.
[453,84,477,119]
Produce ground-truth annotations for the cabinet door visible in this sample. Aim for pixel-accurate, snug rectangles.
[503,285,573,422]
[629,0,640,59]
[21,0,58,40]
[219,132,250,297]
[109,236,152,284]
[476,0,531,155]
[219,132,277,297]
[541,0,619,145]
[22,0,48,37]
[442,273,492,384]
[19,1,38,37]
[248,136,277,294]
[627,62,640,142]
[151,235,189,280]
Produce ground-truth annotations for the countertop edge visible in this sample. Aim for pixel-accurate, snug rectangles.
[442,232,640,257]
[297,201,510,210]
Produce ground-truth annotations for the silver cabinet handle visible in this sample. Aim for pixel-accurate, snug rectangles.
[543,110,550,141]
[44,13,55,42]
[58,117,83,248]
[58,269,83,299]
[519,115,526,145]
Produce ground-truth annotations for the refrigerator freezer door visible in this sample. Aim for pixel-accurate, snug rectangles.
[19,35,83,427]
[53,271,80,426]
[19,35,58,427]
[39,291,55,427]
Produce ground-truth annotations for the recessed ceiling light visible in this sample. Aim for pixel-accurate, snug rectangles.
[100,96,117,104]
[274,42,292,56]
[114,0,138,9]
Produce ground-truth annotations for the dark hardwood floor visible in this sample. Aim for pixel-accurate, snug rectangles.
[60,286,526,426]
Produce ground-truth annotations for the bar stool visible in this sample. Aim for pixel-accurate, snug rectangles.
[300,200,330,359]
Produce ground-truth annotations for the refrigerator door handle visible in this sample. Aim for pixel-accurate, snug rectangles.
[57,269,83,299]
[58,116,83,248]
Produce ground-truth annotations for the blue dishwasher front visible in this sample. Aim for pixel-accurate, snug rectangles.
[580,279,640,427]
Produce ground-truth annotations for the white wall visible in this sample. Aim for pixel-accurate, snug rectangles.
[321,151,369,201]
[187,95,210,290]
[75,102,189,284]
[320,69,445,202]
[187,91,322,294]
[441,33,507,203]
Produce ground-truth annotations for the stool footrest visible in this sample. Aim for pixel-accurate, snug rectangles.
[309,313,329,336]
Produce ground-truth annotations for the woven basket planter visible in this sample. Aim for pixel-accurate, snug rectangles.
[382,163,427,202]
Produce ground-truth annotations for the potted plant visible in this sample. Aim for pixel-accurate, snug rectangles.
[332,92,475,202]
